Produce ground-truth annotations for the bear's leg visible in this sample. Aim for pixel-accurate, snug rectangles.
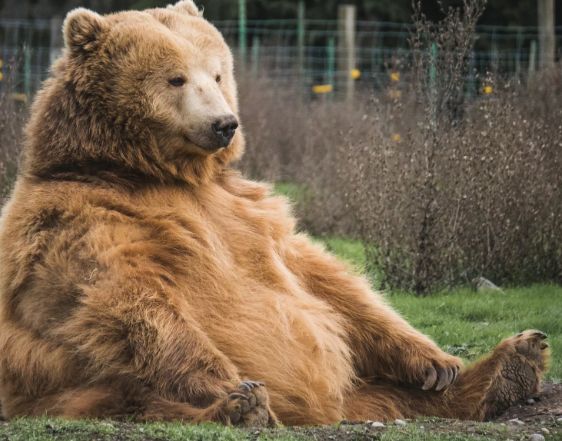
[20,381,277,426]
[141,381,279,426]
[344,330,549,422]
[283,235,462,390]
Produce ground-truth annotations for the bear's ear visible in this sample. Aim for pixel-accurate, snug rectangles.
[63,8,107,53]
[168,0,202,17]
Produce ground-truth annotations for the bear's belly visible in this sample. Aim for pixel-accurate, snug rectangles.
[188,283,355,424]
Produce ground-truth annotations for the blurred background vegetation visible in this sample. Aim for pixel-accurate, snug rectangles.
[1,0,562,27]
[0,0,560,296]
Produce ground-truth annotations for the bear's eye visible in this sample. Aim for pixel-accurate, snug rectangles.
[168,76,186,87]
[215,74,221,84]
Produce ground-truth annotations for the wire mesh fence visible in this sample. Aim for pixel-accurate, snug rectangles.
[0,17,561,97]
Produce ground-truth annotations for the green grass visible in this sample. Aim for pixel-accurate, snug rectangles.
[315,236,562,381]
[275,182,310,206]
[319,236,367,270]
[387,285,562,381]
[0,418,552,441]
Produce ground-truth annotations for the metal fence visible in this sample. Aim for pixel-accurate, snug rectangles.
[1,17,561,97]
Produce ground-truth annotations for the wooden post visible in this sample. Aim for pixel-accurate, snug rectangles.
[337,4,356,101]
[297,1,305,78]
[49,16,63,65]
[538,0,555,69]
[238,0,247,65]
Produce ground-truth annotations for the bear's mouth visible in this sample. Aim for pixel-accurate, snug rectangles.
[183,133,227,153]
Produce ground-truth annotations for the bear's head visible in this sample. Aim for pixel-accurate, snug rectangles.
[23,1,244,186]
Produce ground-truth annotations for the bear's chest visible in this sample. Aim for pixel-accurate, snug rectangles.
[143,187,355,411]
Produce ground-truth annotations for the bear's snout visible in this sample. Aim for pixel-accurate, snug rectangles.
[211,115,238,147]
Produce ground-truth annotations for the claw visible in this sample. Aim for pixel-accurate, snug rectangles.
[454,366,460,382]
[240,380,264,391]
[230,410,241,424]
[435,367,449,391]
[239,382,252,391]
[422,366,437,390]
[229,392,247,400]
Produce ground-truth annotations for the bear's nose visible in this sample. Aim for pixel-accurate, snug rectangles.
[212,116,238,147]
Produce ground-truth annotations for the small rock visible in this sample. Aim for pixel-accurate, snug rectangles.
[508,418,525,425]
[370,421,385,428]
[529,434,545,441]
[557,417,562,423]
[526,398,535,404]
[541,428,550,434]
[394,419,407,426]
[472,276,504,293]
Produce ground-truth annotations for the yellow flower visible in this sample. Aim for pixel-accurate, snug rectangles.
[312,84,333,94]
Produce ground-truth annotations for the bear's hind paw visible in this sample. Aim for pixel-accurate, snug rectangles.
[483,330,550,419]
[222,381,278,427]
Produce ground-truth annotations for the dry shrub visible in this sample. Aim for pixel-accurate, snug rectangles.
[0,64,26,203]
[345,76,562,293]
[237,1,562,294]
[238,75,367,234]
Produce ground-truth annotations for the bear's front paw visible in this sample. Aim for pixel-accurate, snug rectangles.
[223,381,278,427]
[415,351,463,391]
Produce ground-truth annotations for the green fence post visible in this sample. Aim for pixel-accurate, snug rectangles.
[429,42,438,127]
[238,0,247,66]
[467,51,476,98]
[429,42,438,84]
[24,45,32,97]
[297,0,305,79]
[490,28,499,74]
[515,27,523,78]
[528,40,537,78]
[327,37,335,95]
[251,36,260,77]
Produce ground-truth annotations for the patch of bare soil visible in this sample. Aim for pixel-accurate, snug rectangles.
[496,382,562,424]
[250,383,562,440]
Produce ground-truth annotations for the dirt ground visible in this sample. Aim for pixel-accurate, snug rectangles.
[0,384,559,440]
[496,382,562,424]
[251,383,562,440]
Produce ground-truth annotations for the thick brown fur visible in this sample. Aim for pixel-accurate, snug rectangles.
[0,1,549,426]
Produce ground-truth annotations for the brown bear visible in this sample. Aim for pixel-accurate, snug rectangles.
[0,1,549,426]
